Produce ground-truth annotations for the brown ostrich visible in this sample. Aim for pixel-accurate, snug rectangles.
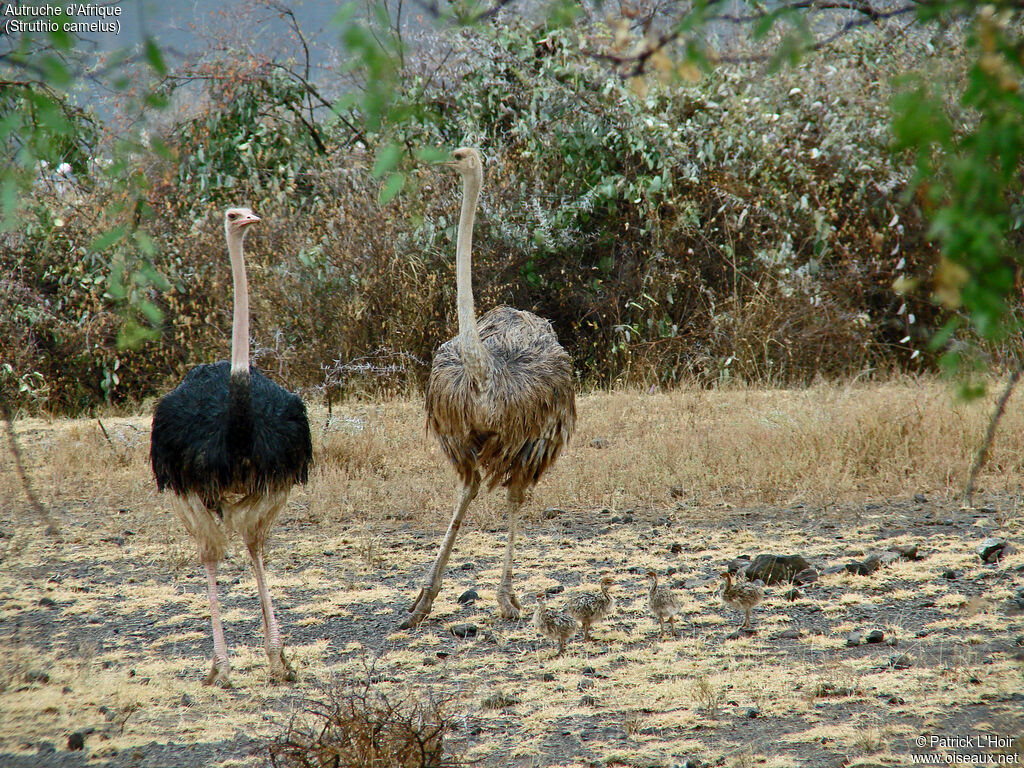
[568,575,616,641]
[533,592,578,656]
[646,570,681,638]
[720,571,764,629]
[401,148,577,629]
[150,208,312,687]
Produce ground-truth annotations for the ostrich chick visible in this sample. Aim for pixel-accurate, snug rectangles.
[533,592,578,656]
[568,575,616,641]
[720,571,763,629]
[646,570,681,638]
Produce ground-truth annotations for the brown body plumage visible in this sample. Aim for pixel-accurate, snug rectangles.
[568,576,616,641]
[646,570,681,638]
[533,592,578,656]
[721,571,764,629]
[402,148,576,629]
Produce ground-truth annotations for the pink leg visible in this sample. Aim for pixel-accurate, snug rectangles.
[497,496,522,620]
[247,542,295,683]
[203,561,231,687]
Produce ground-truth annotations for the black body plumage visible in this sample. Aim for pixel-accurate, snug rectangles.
[151,361,312,512]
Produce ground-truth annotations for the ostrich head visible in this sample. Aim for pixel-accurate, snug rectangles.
[445,147,483,176]
[224,207,261,239]
[600,575,615,588]
[720,571,733,585]
[645,570,658,584]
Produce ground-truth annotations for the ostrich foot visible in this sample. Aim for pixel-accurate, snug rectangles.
[400,587,437,630]
[268,650,296,684]
[203,658,232,688]
[497,588,521,620]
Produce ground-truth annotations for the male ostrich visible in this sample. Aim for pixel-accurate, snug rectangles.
[150,207,312,687]
[401,148,577,629]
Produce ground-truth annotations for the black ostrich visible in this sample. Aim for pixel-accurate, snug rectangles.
[150,207,312,687]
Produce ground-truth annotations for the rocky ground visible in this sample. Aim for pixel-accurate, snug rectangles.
[2,491,1022,768]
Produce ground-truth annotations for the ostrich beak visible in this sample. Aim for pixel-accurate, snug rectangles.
[239,213,261,227]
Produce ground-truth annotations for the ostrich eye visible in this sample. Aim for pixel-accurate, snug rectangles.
[228,213,237,220]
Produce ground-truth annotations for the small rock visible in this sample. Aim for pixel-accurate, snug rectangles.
[591,438,608,449]
[744,707,760,718]
[746,554,811,585]
[609,516,622,524]
[1015,636,1024,647]
[865,629,885,644]
[180,694,194,707]
[941,569,958,580]
[793,567,818,585]
[621,514,634,524]
[458,562,475,571]
[669,486,686,498]
[67,732,85,751]
[38,597,56,608]
[666,566,677,576]
[435,651,449,659]
[456,589,479,605]
[879,551,900,565]
[782,588,801,602]
[886,637,899,647]
[888,654,912,669]
[845,554,881,576]
[582,666,596,675]
[727,555,752,574]
[481,691,520,710]
[37,742,56,754]
[846,632,863,647]
[894,544,921,560]
[578,678,595,691]
[914,493,927,503]
[669,542,683,554]
[580,694,598,707]
[542,508,564,520]
[886,695,905,705]
[545,585,564,595]
[450,623,478,639]
[976,537,1012,563]
[25,670,50,684]
[777,629,803,640]
[540,672,555,682]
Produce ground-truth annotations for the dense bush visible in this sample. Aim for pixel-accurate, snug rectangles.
[4,18,1020,413]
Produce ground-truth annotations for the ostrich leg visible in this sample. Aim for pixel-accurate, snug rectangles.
[401,472,481,629]
[203,561,231,687]
[497,489,524,620]
[246,541,295,683]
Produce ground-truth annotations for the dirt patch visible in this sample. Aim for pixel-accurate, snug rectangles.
[1,388,1022,767]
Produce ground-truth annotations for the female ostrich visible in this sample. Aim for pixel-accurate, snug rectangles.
[150,207,312,687]
[401,147,577,629]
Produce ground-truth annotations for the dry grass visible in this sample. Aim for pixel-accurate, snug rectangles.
[1,380,1022,767]
[3,379,1024,528]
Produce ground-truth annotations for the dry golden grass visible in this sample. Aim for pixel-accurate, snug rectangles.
[1,380,1022,767]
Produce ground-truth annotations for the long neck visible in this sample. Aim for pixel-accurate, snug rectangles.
[455,166,489,388]
[227,228,250,376]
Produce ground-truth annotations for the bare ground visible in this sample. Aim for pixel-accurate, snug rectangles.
[1,385,1023,767]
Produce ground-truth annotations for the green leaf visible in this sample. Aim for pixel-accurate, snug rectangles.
[378,172,406,205]
[372,144,402,179]
[90,226,128,252]
[144,38,167,76]
[415,146,450,164]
